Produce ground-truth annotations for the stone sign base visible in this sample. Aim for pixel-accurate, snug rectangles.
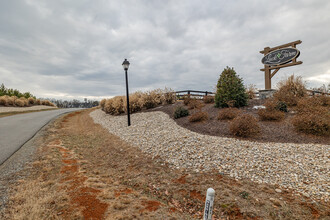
[258,89,277,99]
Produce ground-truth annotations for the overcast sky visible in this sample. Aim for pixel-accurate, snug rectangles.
[1,0,329,100]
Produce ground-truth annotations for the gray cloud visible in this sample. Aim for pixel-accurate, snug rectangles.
[0,0,329,100]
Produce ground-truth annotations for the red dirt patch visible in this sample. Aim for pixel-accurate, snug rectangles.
[172,175,187,184]
[190,190,204,202]
[56,144,108,219]
[114,188,133,198]
[140,200,162,212]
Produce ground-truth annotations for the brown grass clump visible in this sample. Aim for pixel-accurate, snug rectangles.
[100,99,106,110]
[230,114,260,137]
[291,96,330,136]
[104,96,125,115]
[183,96,192,105]
[143,89,164,109]
[188,99,205,110]
[258,109,285,121]
[101,88,176,115]
[257,99,285,121]
[273,75,307,106]
[14,98,25,107]
[217,108,241,120]
[189,111,208,122]
[7,96,16,106]
[203,95,214,103]
[163,87,176,104]
[0,96,7,106]
[129,92,144,113]
[28,97,35,105]
[246,84,257,99]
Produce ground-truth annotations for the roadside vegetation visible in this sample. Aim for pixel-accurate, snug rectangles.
[100,88,176,115]
[0,83,56,107]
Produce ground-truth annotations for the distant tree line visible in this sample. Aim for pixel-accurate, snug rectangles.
[47,98,99,108]
[0,83,35,99]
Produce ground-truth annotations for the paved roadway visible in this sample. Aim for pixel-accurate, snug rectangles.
[0,108,81,165]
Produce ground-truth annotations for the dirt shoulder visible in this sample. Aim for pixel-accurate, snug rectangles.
[1,110,329,219]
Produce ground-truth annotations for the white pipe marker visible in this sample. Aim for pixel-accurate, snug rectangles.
[203,188,215,220]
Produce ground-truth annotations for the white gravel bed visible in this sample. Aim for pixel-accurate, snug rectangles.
[90,109,330,201]
[0,105,56,113]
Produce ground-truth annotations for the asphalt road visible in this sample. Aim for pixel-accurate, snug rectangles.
[0,108,81,165]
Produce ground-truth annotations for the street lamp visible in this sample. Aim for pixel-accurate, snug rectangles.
[122,59,131,126]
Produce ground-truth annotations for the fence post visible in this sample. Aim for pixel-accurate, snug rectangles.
[203,188,215,220]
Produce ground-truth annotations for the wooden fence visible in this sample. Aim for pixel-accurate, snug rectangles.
[175,90,214,99]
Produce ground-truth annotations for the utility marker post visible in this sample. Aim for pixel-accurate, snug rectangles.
[203,188,215,220]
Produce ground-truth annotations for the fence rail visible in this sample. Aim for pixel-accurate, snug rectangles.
[175,90,214,99]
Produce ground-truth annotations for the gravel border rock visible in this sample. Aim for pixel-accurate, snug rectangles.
[90,109,329,202]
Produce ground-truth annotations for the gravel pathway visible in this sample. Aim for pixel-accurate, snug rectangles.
[0,106,56,113]
[90,109,330,201]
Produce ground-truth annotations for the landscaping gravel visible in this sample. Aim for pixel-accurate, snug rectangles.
[90,109,330,202]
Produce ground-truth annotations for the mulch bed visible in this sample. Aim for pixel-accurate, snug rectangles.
[149,99,329,145]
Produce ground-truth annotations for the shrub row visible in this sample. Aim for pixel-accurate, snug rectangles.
[0,95,56,107]
[101,88,176,115]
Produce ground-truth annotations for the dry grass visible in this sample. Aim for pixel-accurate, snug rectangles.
[0,96,7,106]
[189,111,208,122]
[203,95,214,103]
[188,99,205,110]
[292,96,330,136]
[246,84,257,99]
[102,88,176,115]
[28,97,35,105]
[230,114,260,137]
[217,108,241,120]
[273,75,307,106]
[257,99,285,121]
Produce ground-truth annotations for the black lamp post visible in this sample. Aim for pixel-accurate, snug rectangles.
[122,59,131,126]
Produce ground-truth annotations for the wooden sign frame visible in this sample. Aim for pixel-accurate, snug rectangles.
[260,40,303,90]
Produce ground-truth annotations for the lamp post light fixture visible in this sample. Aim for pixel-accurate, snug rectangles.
[122,59,131,126]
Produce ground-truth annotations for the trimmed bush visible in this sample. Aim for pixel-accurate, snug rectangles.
[203,95,214,104]
[258,99,285,121]
[129,92,144,113]
[215,67,248,108]
[188,99,204,110]
[35,99,41,105]
[7,96,16,106]
[273,75,307,106]
[173,106,189,119]
[15,98,25,107]
[230,114,260,137]
[291,96,330,136]
[143,89,164,109]
[292,112,329,136]
[28,97,35,105]
[257,109,285,121]
[0,96,7,106]
[217,108,241,120]
[189,111,208,122]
